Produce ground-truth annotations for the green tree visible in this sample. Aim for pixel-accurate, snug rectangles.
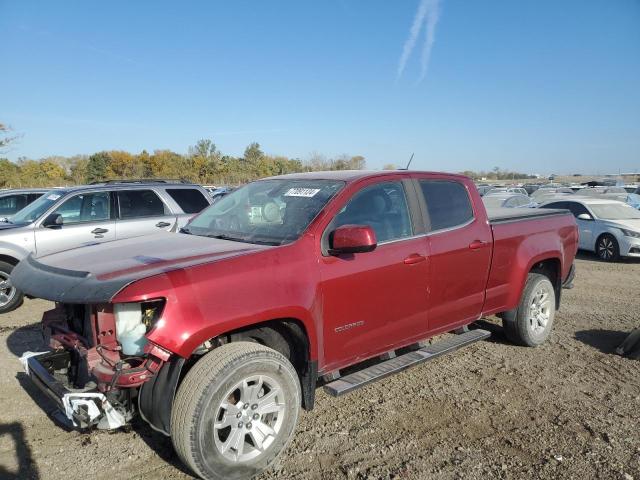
[86,152,110,183]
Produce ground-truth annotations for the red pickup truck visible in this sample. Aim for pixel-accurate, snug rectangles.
[13,171,577,480]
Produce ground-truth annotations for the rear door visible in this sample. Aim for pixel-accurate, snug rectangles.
[415,178,493,333]
[34,191,115,256]
[114,189,177,240]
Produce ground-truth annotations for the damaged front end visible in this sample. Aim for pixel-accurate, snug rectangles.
[21,301,172,430]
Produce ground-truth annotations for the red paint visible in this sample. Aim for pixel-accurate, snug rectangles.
[49,171,578,381]
[330,224,377,253]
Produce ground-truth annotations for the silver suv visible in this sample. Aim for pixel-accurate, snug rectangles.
[0,180,212,313]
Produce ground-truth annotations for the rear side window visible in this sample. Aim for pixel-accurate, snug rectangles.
[165,188,209,214]
[419,180,474,231]
[118,190,167,219]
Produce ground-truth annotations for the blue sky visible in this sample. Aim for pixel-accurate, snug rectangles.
[1,0,639,174]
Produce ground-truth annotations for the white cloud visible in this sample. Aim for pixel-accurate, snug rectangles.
[397,0,441,83]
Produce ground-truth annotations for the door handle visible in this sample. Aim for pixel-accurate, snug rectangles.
[156,222,171,228]
[469,240,489,250]
[404,253,426,265]
[91,228,109,235]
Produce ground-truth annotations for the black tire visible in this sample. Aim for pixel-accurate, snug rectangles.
[596,233,620,262]
[502,273,555,347]
[0,260,24,314]
[171,342,301,480]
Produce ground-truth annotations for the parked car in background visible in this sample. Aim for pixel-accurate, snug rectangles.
[577,186,627,196]
[539,198,640,261]
[623,185,638,193]
[13,170,577,480]
[208,186,235,203]
[485,187,529,196]
[523,184,540,195]
[531,187,574,203]
[475,185,494,196]
[0,188,49,222]
[0,180,212,313]
[482,193,537,209]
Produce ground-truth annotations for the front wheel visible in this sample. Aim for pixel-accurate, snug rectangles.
[0,261,24,314]
[596,234,620,262]
[171,342,301,480]
[502,273,556,347]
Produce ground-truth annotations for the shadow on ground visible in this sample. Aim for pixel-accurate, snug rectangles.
[574,329,629,354]
[5,323,44,358]
[0,422,40,479]
[131,418,194,477]
[576,250,640,264]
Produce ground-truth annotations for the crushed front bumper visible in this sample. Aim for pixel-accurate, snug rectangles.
[20,350,126,430]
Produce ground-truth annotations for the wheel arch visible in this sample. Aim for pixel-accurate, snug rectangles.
[139,317,318,436]
[0,254,20,266]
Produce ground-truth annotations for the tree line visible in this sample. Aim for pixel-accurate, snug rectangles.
[0,139,367,188]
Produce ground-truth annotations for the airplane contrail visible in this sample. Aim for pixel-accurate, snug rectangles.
[397,0,441,83]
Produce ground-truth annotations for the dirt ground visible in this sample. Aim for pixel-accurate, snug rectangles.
[1,252,639,480]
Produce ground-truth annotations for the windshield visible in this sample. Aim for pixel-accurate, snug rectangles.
[590,204,640,220]
[185,179,345,245]
[10,191,66,224]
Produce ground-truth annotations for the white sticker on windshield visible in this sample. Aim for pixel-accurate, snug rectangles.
[46,194,61,201]
[284,188,321,198]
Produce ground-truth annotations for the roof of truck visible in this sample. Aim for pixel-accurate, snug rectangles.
[267,170,470,182]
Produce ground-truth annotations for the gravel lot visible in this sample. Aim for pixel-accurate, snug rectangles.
[1,252,639,480]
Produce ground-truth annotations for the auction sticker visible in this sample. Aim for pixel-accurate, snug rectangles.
[284,188,321,198]
[46,194,61,201]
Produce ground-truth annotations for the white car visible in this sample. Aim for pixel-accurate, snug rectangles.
[539,198,640,261]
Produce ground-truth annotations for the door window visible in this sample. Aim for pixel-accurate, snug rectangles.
[0,194,27,215]
[165,188,209,213]
[419,180,474,231]
[564,202,590,218]
[117,190,167,219]
[331,182,413,243]
[52,192,111,224]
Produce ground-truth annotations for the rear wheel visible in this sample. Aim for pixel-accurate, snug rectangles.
[0,261,23,314]
[596,234,620,262]
[171,342,301,480]
[503,273,555,347]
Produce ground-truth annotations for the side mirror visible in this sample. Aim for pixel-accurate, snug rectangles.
[329,224,377,255]
[43,213,63,228]
[577,213,593,221]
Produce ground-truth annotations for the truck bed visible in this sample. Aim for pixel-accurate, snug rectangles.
[487,207,570,224]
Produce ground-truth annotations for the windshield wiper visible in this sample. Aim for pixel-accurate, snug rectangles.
[206,234,278,246]
[179,227,192,234]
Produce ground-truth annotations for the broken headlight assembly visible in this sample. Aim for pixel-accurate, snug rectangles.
[113,300,165,355]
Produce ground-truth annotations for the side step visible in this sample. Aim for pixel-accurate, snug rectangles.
[323,329,490,397]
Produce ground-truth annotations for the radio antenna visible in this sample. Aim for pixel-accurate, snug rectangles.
[400,153,414,170]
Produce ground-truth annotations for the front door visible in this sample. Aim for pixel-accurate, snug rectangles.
[34,191,115,257]
[319,180,430,371]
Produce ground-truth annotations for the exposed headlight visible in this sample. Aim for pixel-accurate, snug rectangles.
[114,300,165,356]
[620,228,640,238]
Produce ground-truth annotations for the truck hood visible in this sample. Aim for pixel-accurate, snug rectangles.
[11,232,272,303]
